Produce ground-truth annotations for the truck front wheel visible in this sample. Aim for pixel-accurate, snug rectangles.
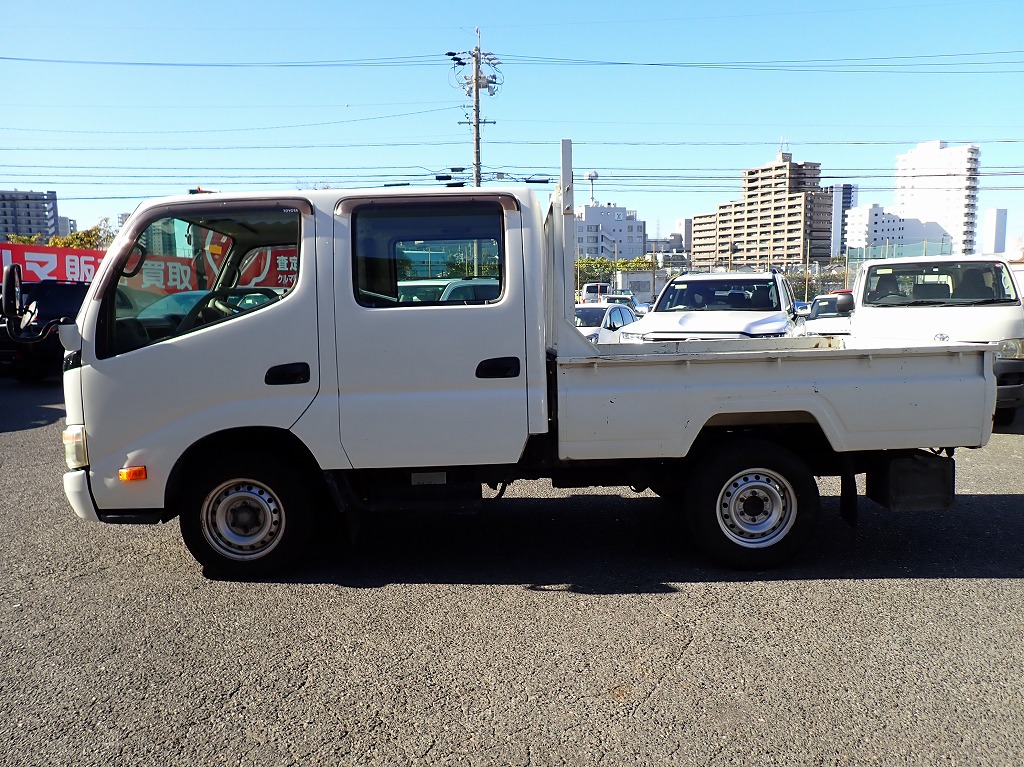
[684,440,819,569]
[179,455,313,578]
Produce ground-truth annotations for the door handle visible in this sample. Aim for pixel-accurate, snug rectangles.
[475,357,521,379]
[265,362,311,385]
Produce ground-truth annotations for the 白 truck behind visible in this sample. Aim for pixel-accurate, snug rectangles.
[1,141,996,577]
[849,255,1024,426]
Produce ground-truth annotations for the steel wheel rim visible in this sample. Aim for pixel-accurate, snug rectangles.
[716,467,797,548]
[200,478,285,561]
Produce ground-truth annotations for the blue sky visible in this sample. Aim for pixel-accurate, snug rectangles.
[3,0,1022,248]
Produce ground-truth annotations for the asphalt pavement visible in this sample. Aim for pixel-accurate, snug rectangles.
[1,375,1022,766]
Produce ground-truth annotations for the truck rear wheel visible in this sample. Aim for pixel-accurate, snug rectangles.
[684,440,819,569]
[179,455,313,578]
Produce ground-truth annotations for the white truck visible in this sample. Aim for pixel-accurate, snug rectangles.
[1,141,996,577]
[848,255,1024,426]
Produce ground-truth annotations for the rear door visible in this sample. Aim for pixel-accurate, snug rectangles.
[333,195,529,468]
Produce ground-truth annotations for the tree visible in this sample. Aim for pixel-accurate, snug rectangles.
[49,219,116,250]
[3,219,117,250]
[5,233,42,245]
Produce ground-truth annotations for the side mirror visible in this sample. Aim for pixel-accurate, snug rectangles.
[795,305,811,318]
[122,244,147,278]
[2,263,23,321]
[835,292,855,314]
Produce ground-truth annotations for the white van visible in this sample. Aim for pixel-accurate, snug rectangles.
[850,256,1024,425]
[580,282,611,303]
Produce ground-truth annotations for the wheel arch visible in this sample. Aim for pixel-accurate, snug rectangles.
[689,413,843,476]
[165,426,331,520]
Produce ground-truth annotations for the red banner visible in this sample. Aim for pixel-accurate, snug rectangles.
[1,243,105,283]
[0,241,296,289]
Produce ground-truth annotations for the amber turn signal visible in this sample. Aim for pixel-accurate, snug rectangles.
[118,466,148,482]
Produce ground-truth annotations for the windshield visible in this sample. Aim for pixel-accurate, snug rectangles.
[575,306,607,327]
[809,297,845,319]
[863,261,1019,306]
[655,278,780,312]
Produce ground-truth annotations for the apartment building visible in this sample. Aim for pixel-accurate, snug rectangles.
[0,190,60,242]
[690,153,832,271]
[574,202,646,260]
[894,140,979,255]
[844,204,904,249]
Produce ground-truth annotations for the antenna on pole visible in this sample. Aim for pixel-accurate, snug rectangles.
[586,171,599,205]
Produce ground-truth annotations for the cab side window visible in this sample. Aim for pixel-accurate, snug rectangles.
[98,206,303,358]
[351,201,504,308]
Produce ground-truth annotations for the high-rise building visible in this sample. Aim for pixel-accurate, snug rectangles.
[978,208,1008,254]
[574,203,646,260]
[894,140,979,255]
[824,184,857,258]
[690,152,832,271]
[0,190,60,242]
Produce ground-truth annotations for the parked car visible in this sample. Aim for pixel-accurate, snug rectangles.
[0,280,90,382]
[803,293,854,335]
[573,302,639,343]
[397,277,500,303]
[604,293,647,315]
[617,270,804,342]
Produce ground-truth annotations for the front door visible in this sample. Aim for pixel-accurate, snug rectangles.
[333,195,529,468]
[79,199,320,510]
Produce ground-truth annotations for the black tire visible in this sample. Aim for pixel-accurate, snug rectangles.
[994,407,1017,427]
[179,454,314,578]
[684,439,819,569]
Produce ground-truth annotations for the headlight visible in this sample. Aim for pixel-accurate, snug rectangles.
[584,332,599,343]
[996,338,1024,359]
[62,425,88,469]
[619,331,646,343]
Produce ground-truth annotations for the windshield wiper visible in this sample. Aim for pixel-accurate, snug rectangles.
[955,298,1017,306]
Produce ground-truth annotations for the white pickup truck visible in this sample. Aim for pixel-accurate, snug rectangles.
[1,141,996,577]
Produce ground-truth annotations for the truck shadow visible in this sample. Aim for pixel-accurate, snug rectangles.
[282,491,1024,590]
[0,375,65,433]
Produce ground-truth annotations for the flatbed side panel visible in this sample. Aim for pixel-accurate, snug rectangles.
[556,346,994,460]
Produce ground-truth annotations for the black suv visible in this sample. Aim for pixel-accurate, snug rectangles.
[0,281,90,382]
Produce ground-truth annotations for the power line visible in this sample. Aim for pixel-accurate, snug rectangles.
[0,106,462,136]
[4,138,1024,152]
[5,48,1022,74]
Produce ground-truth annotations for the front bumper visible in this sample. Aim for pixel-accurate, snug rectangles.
[64,469,100,522]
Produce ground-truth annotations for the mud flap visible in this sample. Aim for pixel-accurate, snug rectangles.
[866,450,955,512]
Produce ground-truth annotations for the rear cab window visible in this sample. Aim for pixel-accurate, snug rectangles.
[350,201,505,308]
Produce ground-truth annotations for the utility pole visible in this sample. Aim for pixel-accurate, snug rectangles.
[447,29,501,187]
